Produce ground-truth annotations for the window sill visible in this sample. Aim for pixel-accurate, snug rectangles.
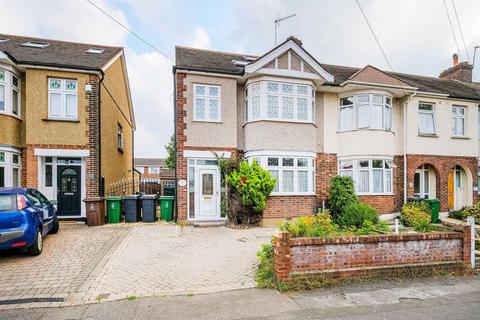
[269,193,316,197]
[418,133,438,138]
[243,119,317,128]
[192,119,222,124]
[357,193,395,196]
[451,135,470,140]
[337,128,394,134]
[117,147,124,153]
[0,112,22,121]
[43,118,80,123]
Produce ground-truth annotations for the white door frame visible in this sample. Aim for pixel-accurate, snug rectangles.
[187,158,222,221]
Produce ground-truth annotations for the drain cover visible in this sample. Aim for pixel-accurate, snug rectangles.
[0,297,65,305]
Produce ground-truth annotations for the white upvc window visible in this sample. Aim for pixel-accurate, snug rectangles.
[339,94,392,131]
[148,167,160,174]
[418,102,436,134]
[48,78,78,119]
[248,154,315,195]
[193,84,221,122]
[452,105,466,136]
[0,68,21,118]
[117,124,123,150]
[134,166,145,174]
[338,158,393,195]
[0,149,22,188]
[245,81,315,123]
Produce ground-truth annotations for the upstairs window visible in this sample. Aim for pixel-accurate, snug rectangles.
[48,78,78,119]
[418,102,436,134]
[11,75,19,116]
[339,94,392,131]
[452,105,465,136]
[0,69,5,111]
[149,167,160,174]
[117,124,123,150]
[193,84,221,122]
[0,69,21,117]
[245,81,315,123]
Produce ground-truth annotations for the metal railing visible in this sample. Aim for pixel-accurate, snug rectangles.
[105,178,162,196]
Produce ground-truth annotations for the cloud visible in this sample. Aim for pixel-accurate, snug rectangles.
[187,26,211,49]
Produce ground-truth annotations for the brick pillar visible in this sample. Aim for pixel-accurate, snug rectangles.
[274,231,292,281]
[316,153,337,207]
[175,72,188,221]
[85,75,100,198]
[23,145,38,188]
[461,225,472,268]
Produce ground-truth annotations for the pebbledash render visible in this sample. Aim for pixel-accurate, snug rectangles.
[0,34,135,219]
[173,36,480,223]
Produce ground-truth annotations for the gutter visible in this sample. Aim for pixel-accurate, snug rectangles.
[173,66,178,223]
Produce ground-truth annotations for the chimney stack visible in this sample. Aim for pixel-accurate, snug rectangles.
[439,53,472,83]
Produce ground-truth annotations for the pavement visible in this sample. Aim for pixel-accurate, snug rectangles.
[2,275,480,319]
[0,222,275,309]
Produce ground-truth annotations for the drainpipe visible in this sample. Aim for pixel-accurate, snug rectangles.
[403,92,416,204]
[98,71,105,197]
[172,66,178,223]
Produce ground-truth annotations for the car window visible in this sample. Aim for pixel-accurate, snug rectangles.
[0,195,16,212]
[26,191,43,207]
[34,190,50,205]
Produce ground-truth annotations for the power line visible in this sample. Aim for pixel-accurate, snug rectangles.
[84,0,174,63]
[354,0,393,71]
[451,0,470,62]
[442,0,463,62]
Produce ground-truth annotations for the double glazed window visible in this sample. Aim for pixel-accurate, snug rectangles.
[339,94,392,131]
[248,155,315,195]
[117,124,123,150]
[418,102,436,134]
[48,78,78,119]
[245,81,315,123]
[452,105,465,136]
[0,68,21,117]
[0,150,21,188]
[193,84,221,122]
[339,158,393,195]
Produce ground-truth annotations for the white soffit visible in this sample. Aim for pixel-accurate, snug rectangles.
[244,40,334,83]
[34,149,90,157]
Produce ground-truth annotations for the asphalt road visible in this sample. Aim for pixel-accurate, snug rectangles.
[2,276,480,320]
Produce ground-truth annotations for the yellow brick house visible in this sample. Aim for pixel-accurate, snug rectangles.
[0,34,135,219]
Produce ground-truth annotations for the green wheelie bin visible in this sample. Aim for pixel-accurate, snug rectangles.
[160,196,174,222]
[425,199,440,223]
[105,196,122,223]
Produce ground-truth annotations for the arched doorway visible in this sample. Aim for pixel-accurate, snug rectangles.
[414,164,437,199]
[448,165,472,210]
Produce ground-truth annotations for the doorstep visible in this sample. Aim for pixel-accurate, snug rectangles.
[190,219,228,228]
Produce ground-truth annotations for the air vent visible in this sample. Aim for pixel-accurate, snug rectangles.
[22,41,49,48]
[86,48,104,54]
[232,59,248,67]
[0,38,9,43]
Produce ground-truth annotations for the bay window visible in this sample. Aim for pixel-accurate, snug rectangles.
[0,68,21,117]
[0,149,22,188]
[339,158,393,195]
[245,80,315,123]
[248,154,315,195]
[48,78,78,119]
[452,105,465,136]
[418,102,436,134]
[339,94,392,131]
[193,84,221,122]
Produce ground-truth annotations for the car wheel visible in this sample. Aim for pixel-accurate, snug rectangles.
[27,230,43,256]
[50,217,60,234]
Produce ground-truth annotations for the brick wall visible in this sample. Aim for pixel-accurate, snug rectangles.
[406,154,478,211]
[263,196,317,219]
[86,75,100,198]
[274,226,472,282]
[315,153,337,206]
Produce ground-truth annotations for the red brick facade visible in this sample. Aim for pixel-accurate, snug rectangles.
[263,196,317,219]
[274,226,472,282]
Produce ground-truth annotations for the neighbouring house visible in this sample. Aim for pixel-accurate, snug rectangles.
[0,34,135,219]
[173,36,480,223]
[134,157,175,195]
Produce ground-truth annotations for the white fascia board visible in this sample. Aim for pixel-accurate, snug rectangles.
[34,149,90,157]
[245,40,334,83]
[256,68,321,81]
[244,150,316,158]
[340,80,417,91]
[183,150,232,158]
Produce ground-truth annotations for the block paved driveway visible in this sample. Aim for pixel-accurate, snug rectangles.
[0,223,275,310]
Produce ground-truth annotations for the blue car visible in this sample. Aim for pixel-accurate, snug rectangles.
[0,188,59,256]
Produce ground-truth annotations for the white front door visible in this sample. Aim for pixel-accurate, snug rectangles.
[454,168,465,210]
[197,168,219,219]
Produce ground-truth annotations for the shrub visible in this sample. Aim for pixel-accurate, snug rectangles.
[335,203,379,228]
[449,202,480,224]
[227,160,277,212]
[327,176,358,220]
[414,220,432,233]
[401,202,431,227]
[255,243,275,288]
[355,220,389,235]
[279,213,339,238]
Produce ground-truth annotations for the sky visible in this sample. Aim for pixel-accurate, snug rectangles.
[1,0,480,157]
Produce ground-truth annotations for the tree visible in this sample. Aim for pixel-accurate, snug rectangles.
[165,135,175,169]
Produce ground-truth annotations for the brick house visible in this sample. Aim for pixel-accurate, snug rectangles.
[174,36,479,223]
[0,34,135,219]
[134,158,175,194]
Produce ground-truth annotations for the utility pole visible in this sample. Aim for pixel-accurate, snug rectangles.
[274,14,296,45]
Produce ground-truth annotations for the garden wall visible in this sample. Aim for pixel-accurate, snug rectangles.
[274,227,472,282]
